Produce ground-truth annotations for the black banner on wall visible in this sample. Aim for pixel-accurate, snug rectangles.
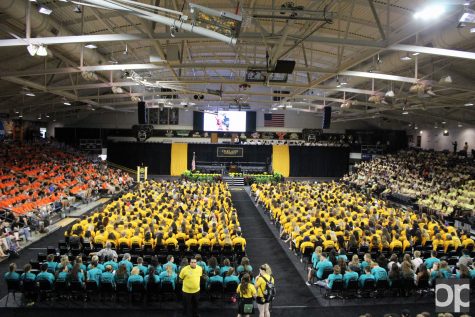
[217,147,244,157]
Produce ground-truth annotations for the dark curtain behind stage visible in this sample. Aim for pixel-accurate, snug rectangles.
[107,142,171,175]
[187,144,272,166]
[289,146,349,177]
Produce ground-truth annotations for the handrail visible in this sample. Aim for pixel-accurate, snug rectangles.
[106,161,137,175]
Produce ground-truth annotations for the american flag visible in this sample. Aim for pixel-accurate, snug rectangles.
[264,113,285,127]
[191,152,196,171]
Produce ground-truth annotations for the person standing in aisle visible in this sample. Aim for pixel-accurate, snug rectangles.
[179,256,203,317]
[256,264,275,317]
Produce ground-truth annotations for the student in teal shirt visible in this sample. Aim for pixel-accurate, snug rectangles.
[143,266,160,289]
[316,265,342,289]
[207,268,224,289]
[69,263,85,286]
[114,264,129,285]
[162,255,178,273]
[316,253,333,279]
[20,264,36,282]
[219,258,231,276]
[46,254,58,272]
[87,260,103,286]
[343,266,359,287]
[56,265,69,282]
[424,251,440,269]
[360,253,373,271]
[127,267,144,291]
[36,263,55,286]
[119,253,133,273]
[358,266,375,288]
[103,255,119,271]
[135,257,148,276]
[159,265,177,290]
[223,268,240,286]
[336,249,348,262]
[88,255,105,272]
[74,256,87,272]
[371,264,389,281]
[195,255,207,273]
[4,263,20,282]
[100,265,116,287]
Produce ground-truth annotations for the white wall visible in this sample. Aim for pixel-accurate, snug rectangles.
[411,127,475,153]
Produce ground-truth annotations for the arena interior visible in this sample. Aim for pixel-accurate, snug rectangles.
[0,1,475,317]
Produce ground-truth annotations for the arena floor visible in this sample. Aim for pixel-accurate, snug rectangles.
[0,187,473,317]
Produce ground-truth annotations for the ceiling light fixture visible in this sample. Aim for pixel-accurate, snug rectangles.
[36,45,47,56]
[402,111,409,115]
[458,122,463,127]
[84,44,97,49]
[464,102,474,106]
[439,75,452,84]
[73,5,82,13]
[27,44,38,56]
[38,6,52,15]
[27,44,47,56]
[400,53,412,61]
[414,4,446,20]
[412,52,420,56]
[23,88,35,97]
[170,26,178,37]
[385,90,395,97]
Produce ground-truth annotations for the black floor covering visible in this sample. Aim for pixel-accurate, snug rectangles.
[230,188,316,308]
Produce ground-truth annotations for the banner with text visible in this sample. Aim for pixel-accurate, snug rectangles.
[217,147,244,158]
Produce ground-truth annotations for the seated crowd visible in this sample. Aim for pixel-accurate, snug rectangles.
[0,142,133,215]
[3,253,257,299]
[342,150,475,216]
[3,179,258,303]
[64,180,247,253]
[252,181,475,295]
[0,142,133,257]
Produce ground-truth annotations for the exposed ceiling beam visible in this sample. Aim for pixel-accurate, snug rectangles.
[388,44,475,61]
[340,70,417,84]
[0,33,385,48]
[1,62,334,77]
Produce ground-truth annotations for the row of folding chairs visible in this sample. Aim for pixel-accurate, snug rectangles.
[321,277,475,300]
[5,279,239,306]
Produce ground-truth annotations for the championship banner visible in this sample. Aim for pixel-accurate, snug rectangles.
[217,147,243,158]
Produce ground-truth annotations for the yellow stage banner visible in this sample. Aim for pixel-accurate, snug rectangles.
[272,145,289,177]
[170,143,188,176]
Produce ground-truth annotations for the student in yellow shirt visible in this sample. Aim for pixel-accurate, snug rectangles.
[236,273,257,317]
[255,264,274,317]
[179,257,203,317]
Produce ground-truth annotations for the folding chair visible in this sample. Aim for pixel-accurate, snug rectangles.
[5,279,21,306]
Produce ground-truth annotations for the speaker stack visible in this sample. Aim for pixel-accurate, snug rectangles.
[322,106,332,129]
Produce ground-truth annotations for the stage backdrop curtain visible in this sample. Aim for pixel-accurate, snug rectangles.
[289,146,349,177]
[107,142,171,175]
[170,143,188,176]
[272,145,290,177]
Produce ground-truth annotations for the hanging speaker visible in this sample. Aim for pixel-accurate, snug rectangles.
[322,106,331,129]
[138,101,146,124]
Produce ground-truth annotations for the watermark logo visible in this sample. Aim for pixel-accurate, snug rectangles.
[435,279,470,313]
